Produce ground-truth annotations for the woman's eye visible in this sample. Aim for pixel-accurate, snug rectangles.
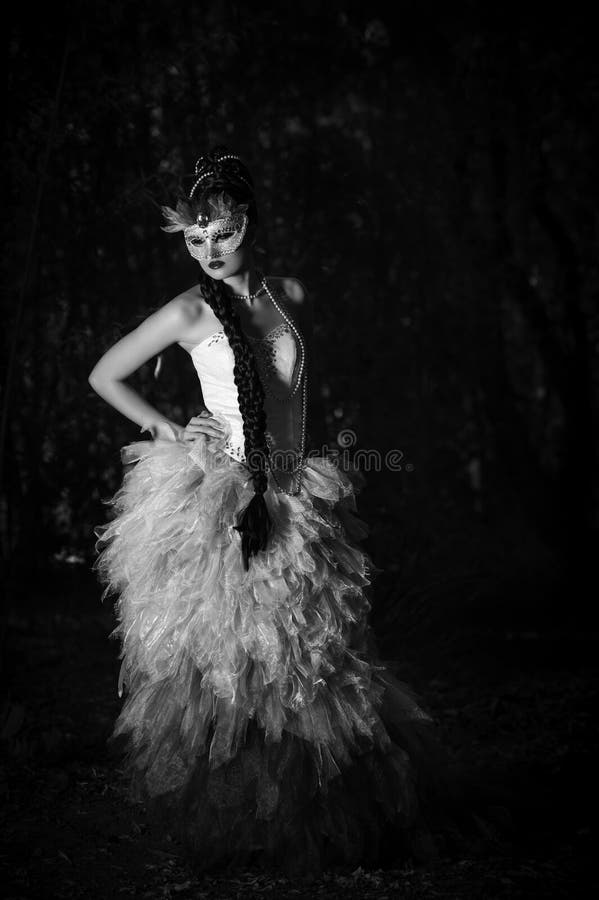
[191,238,205,246]
[216,232,235,242]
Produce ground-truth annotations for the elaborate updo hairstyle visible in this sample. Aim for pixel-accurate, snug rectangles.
[161,146,272,570]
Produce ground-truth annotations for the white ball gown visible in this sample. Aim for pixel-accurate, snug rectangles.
[93,289,485,875]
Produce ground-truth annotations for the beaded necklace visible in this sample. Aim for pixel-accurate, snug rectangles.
[228,283,264,303]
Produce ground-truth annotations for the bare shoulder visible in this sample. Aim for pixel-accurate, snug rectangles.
[169,284,224,351]
[272,276,309,306]
[270,275,312,318]
[269,276,313,340]
[170,284,209,324]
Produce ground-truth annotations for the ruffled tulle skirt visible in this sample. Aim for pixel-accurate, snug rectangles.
[94,433,491,875]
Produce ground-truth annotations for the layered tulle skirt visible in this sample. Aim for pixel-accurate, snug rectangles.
[93,432,483,875]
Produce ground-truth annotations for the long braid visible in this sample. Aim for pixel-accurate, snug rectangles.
[169,147,273,569]
[200,272,269,496]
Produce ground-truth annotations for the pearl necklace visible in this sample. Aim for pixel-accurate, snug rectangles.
[260,277,308,497]
[228,275,265,303]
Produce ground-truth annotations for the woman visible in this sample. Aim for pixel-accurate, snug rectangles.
[90,147,494,876]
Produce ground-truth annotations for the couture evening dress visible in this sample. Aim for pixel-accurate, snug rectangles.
[93,285,494,875]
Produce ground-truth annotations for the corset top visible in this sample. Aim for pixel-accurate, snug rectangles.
[189,319,303,465]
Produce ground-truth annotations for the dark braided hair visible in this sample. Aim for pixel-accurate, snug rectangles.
[164,147,273,570]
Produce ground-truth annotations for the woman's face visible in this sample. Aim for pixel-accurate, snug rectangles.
[197,234,253,281]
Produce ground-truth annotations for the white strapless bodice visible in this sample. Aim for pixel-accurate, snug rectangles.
[189,321,303,466]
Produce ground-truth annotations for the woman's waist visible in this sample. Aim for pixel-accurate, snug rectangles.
[203,403,244,429]
[203,405,303,439]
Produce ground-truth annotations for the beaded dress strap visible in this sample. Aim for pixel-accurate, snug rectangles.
[258,278,308,497]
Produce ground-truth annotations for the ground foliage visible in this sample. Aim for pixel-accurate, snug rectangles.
[1,562,595,897]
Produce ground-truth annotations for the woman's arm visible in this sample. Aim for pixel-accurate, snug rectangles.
[88,296,199,440]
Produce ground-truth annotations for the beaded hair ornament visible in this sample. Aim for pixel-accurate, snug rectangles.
[160,151,252,261]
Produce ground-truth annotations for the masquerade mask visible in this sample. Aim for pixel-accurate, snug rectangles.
[183,193,248,261]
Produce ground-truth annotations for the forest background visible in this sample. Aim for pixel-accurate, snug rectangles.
[3,1,597,608]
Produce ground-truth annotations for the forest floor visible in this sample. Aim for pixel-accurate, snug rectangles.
[1,522,597,899]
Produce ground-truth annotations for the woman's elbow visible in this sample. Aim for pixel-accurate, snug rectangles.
[88,368,112,392]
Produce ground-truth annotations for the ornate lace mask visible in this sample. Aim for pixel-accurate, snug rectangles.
[183,193,248,261]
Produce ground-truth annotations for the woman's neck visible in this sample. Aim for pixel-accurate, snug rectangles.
[222,262,262,300]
